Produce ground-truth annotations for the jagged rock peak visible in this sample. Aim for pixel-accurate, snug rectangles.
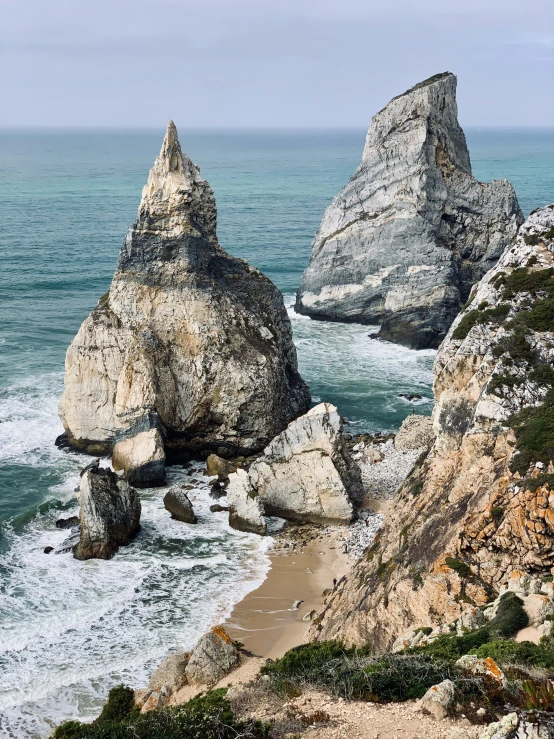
[296,72,523,350]
[59,123,310,484]
[135,119,217,244]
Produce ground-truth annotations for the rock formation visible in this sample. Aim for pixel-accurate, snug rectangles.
[163,485,197,523]
[309,205,554,649]
[59,121,310,485]
[74,466,141,560]
[184,625,240,686]
[227,403,361,533]
[296,72,523,349]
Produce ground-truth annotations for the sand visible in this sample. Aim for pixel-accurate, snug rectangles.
[224,530,350,659]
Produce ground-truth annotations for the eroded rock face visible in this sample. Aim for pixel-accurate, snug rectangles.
[59,121,310,485]
[148,652,190,693]
[227,403,361,532]
[74,467,141,560]
[309,206,554,649]
[296,72,523,349]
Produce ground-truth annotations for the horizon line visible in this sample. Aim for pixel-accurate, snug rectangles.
[1,124,553,134]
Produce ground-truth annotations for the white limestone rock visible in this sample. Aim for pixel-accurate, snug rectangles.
[74,466,141,560]
[227,403,361,532]
[296,73,522,349]
[59,121,310,485]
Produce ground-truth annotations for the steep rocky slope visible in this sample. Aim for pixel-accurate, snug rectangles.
[59,122,310,484]
[310,205,554,649]
[296,72,523,349]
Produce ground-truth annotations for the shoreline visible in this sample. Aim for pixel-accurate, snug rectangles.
[223,526,351,660]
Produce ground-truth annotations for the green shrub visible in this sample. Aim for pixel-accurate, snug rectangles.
[445,557,470,578]
[472,640,554,670]
[414,593,529,661]
[492,328,535,365]
[53,689,269,739]
[488,373,524,395]
[524,234,541,246]
[96,685,136,724]
[521,473,554,493]
[509,387,554,474]
[261,642,456,703]
[452,304,510,341]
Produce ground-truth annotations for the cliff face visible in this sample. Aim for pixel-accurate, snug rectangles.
[310,205,554,649]
[59,122,310,484]
[296,73,523,349]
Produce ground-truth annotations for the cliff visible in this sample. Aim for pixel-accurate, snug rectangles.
[295,72,523,349]
[310,205,554,649]
[59,121,310,485]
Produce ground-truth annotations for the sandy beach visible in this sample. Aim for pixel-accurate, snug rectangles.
[224,528,351,659]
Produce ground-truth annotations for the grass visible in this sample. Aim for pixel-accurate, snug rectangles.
[53,688,270,739]
[261,642,457,703]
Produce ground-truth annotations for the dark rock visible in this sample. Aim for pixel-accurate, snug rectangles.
[43,546,54,554]
[79,458,100,477]
[163,486,197,524]
[55,516,80,529]
[210,504,230,513]
[74,467,141,560]
[54,433,71,450]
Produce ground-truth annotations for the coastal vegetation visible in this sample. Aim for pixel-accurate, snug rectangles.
[53,688,269,739]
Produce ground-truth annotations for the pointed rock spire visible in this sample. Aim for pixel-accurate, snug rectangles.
[135,120,217,243]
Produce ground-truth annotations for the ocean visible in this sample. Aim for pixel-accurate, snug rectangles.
[1,127,552,736]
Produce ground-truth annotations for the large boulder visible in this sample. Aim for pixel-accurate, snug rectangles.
[296,72,522,349]
[148,652,190,693]
[163,486,197,523]
[185,626,239,686]
[227,403,361,532]
[418,679,455,721]
[74,467,141,560]
[59,121,310,486]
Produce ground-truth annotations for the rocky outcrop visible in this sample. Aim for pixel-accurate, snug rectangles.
[163,486,197,523]
[59,121,310,485]
[394,415,435,451]
[148,652,190,693]
[74,467,141,560]
[227,403,361,532]
[296,72,523,349]
[184,625,240,686]
[309,206,554,649]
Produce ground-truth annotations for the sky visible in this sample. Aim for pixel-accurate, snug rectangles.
[1,0,553,128]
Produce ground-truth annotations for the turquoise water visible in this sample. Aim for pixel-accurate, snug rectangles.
[0,128,552,736]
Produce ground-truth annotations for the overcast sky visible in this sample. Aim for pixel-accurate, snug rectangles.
[1,0,553,128]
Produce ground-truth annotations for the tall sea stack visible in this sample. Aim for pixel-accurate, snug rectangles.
[59,121,310,485]
[296,72,523,349]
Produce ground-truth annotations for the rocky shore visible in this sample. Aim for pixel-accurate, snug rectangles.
[49,84,554,739]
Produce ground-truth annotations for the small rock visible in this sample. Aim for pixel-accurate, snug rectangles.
[206,454,237,479]
[418,679,455,720]
[163,486,197,523]
[476,708,487,717]
[478,712,518,739]
[303,609,317,621]
[43,546,54,554]
[455,655,506,688]
[55,516,80,529]
[210,504,230,513]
